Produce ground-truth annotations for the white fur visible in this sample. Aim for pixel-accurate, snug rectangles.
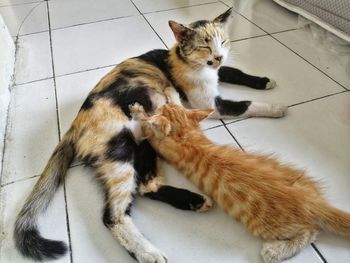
[243,102,288,118]
[185,67,219,109]
[112,216,167,263]
[261,231,317,263]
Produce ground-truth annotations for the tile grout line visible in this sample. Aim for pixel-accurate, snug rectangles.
[220,0,349,91]
[142,1,220,15]
[8,0,221,39]
[311,243,328,263]
[46,2,73,263]
[1,1,45,185]
[288,90,348,108]
[129,0,169,49]
[1,174,41,188]
[221,120,245,151]
[0,0,43,8]
[224,90,348,126]
[0,161,85,188]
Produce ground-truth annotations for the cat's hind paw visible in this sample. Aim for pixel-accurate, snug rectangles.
[137,246,168,263]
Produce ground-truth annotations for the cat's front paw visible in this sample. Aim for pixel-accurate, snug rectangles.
[265,79,277,90]
[270,104,288,118]
[129,102,146,119]
[196,195,213,212]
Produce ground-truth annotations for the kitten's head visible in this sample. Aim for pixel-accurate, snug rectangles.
[169,8,232,69]
[142,104,214,139]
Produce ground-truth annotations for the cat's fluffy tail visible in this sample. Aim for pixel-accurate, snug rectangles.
[316,203,350,238]
[14,131,75,261]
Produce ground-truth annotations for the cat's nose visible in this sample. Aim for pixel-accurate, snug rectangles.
[214,55,223,62]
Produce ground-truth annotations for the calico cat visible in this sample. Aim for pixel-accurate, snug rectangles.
[132,103,350,263]
[15,8,287,263]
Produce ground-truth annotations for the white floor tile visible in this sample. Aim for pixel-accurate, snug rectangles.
[223,0,298,33]
[52,16,166,76]
[2,79,58,184]
[0,0,42,7]
[0,1,48,36]
[274,28,350,89]
[217,36,344,124]
[204,125,238,146]
[15,31,53,84]
[48,0,139,30]
[145,2,265,48]
[0,177,69,263]
[132,0,217,13]
[56,67,113,135]
[227,93,350,261]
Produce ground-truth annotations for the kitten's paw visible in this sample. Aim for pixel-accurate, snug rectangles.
[261,242,282,263]
[129,102,146,118]
[137,246,168,263]
[265,79,277,90]
[197,195,213,212]
[269,104,288,118]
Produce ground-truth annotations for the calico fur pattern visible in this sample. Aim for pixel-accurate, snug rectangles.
[15,8,287,263]
[135,103,350,263]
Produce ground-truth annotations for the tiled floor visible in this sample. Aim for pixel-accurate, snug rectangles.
[1,0,349,262]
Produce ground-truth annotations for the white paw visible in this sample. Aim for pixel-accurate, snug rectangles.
[261,242,282,263]
[270,104,288,118]
[265,80,277,90]
[137,247,168,263]
[197,195,213,212]
[129,102,146,118]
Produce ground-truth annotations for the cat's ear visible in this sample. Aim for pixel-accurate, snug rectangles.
[187,109,215,122]
[213,8,232,25]
[168,20,195,43]
[147,116,171,138]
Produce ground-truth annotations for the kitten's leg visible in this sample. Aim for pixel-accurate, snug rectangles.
[164,86,182,105]
[261,230,318,263]
[139,158,212,212]
[213,96,287,119]
[219,66,276,90]
[99,161,167,263]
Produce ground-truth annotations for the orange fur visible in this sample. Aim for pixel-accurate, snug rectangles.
[138,104,350,263]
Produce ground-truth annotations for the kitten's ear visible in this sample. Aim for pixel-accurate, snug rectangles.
[168,20,195,43]
[213,8,232,25]
[187,109,215,122]
[148,116,171,138]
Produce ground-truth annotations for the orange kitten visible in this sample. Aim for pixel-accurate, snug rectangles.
[130,103,350,263]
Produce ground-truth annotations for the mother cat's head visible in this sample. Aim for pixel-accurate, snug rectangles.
[169,8,232,69]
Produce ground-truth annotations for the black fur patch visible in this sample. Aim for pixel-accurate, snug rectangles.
[81,154,99,167]
[134,140,157,185]
[80,96,94,111]
[219,66,271,90]
[102,204,114,227]
[137,49,188,101]
[106,128,137,162]
[215,96,251,116]
[125,202,133,216]
[190,20,210,28]
[145,186,206,211]
[14,227,67,261]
